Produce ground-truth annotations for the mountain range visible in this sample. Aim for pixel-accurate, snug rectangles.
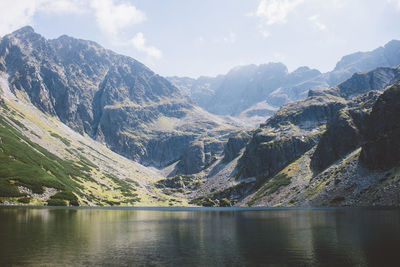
[0,26,400,207]
[168,40,400,125]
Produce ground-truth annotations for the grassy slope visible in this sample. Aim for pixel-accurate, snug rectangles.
[242,147,400,207]
[0,89,188,206]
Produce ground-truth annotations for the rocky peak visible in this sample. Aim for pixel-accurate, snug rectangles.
[361,82,400,170]
[336,65,400,99]
[384,40,400,65]
[0,26,237,173]
[10,25,35,35]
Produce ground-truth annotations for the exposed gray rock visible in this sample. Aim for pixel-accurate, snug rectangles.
[169,64,322,116]
[223,131,251,162]
[309,90,382,171]
[170,40,400,118]
[361,82,400,170]
[0,27,237,173]
[334,66,400,99]
[329,40,400,86]
[179,140,205,174]
[310,109,361,171]
[238,126,319,179]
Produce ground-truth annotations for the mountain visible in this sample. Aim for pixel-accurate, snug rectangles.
[169,64,322,119]
[189,66,400,207]
[168,40,400,122]
[0,26,238,175]
[0,75,186,206]
[1,26,400,208]
[329,40,400,85]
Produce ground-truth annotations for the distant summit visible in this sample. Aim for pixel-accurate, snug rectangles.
[169,39,400,121]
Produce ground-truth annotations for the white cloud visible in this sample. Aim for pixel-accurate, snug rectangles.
[387,0,400,8]
[0,0,87,36]
[255,0,304,25]
[90,0,146,36]
[88,1,161,59]
[251,0,304,38]
[0,0,41,36]
[223,32,236,43]
[308,14,327,31]
[258,27,270,38]
[272,52,286,62]
[0,0,161,61]
[130,32,162,59]
[39,0,87,14]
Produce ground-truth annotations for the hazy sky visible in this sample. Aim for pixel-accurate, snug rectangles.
[1,0,400,78]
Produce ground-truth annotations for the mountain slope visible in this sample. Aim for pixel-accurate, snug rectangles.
[189,66,400,207]
[169,64,322,118]
[245,82,400,207]
[0,26,238,174]
[169,40,400,122]
[0,76,187,206]
[2,26,400,208]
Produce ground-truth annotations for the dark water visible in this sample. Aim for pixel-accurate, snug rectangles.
[0,207,400,266]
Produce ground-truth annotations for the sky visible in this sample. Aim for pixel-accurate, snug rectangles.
[1,0,400,78]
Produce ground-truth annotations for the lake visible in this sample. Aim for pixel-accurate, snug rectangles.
[0,207,399,266]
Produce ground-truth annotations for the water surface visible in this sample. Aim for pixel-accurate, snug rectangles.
[0,207,399,266]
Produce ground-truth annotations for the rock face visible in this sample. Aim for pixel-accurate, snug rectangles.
[310,110,360,171]
[237,93,342,180]
[237,65,400,182]
[205,63,288,115]
[238,129,318,179]
[3,26,400,208]
[223,131,251,162]
[201,66,400,207]
[166,75,224,108]
[0,26,237,172]
[169,40,400,119]
[329,40,400,85]
[333,66,400,99]
[361,83,400,170]
[310,91,381,171]
[169,64,322,117]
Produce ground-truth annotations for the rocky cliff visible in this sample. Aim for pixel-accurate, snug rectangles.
[0,26,237,174]
[2,26,400,208]
[169,40,400,122]
[191,67,400,207]
[361,83,400,170]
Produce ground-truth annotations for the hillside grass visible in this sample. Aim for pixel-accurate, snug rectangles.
[248,173,291,206]
[0,114,96,204]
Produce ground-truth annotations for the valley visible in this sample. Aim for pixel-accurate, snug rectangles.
[1,26,400,207]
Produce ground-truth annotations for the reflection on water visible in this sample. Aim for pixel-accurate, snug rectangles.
[0,207,399,266]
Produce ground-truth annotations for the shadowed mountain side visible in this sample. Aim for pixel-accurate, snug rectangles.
[190,68,400,207]
[0,26,239,174]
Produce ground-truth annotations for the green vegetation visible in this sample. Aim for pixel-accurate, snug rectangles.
[30,130,41,139]
[156,175,202,194]
[0,180,24,197]
[49,191,79,206]
[47,199,67,206]
[50,132,71,146]
[104,173,140,202]
[9,117,28,131]
[0,115,104,205]
[219,198,232,207]
[248,173,291,206]
[189,197,219,207]
[189,182,252,207]
[104,200,121,206]
[18,197,31,204]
